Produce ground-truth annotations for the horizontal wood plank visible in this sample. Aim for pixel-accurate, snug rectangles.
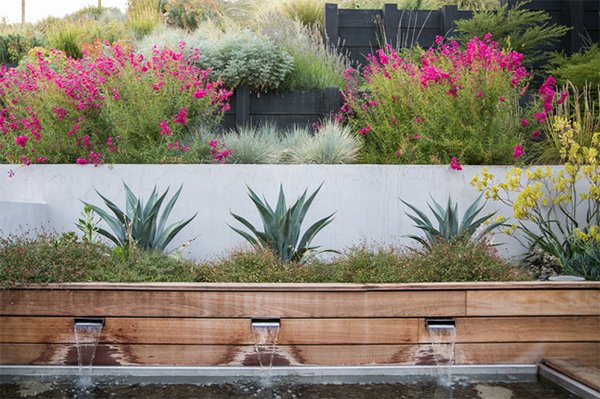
[418,317,600,343]
[466,290,600,316]
[456,343,600,367]
[0,290,466,317]
[0,317,420,345]
[0,344,441,366]
[543,358,600,391]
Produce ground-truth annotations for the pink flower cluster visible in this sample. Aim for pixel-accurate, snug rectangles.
[0,44,232,165]
[209,139,232,162]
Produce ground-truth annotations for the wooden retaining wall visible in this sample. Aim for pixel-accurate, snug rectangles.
[221,87,343,130]
[0,282,598,367]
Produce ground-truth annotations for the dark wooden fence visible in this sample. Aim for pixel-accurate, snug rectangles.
[324,0,600,65]
[221,87,343,130]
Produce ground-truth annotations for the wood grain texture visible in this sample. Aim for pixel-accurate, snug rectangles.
[0,317,420,345]
[455,343,600,367]
[466,290,600,316]
[543,358,600,391]
[0,290,466,317]
[0,344,439,366]
[418,317,600,343]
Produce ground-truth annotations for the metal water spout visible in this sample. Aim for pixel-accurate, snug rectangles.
[425,318,457,399]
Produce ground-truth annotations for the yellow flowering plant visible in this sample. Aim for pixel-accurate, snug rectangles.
[471,116,599,264]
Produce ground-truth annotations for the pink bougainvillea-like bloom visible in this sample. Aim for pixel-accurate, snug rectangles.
[358,125,372,135]
[531,130,541,138]
[513,144,524,158]
[557,91,568,105]
[416,116,424,124]
[15,135,28,147]
[395,149,402,157]
[173,107,188,125]
[159,120,171,136]
[476,90,483,98]
[499,97,506,102]
[449,157,462,171]
[534,112,547,122]
[521,118,529,127]
[21,156,30,166]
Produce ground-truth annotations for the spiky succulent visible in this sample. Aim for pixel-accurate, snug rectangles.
[84,183,196,253]
[401,194,504,250]
[230,184,336,263]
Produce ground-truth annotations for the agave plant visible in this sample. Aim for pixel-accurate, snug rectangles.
[401,194,504,250]
[230,184,336,263]
[84,183,196,253]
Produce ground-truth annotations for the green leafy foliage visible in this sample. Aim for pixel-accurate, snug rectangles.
[230,184,336,262]
[548,44,600,92]
[401,194,503,250]
[84,183,196,254]
[195,30,294,92]
[562,245,600,281]
[454,1,570,65]
[0,34,46,66]
[159,0,222,31]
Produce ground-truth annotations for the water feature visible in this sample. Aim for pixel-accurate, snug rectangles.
[73,318,104,386]
[250,318,281,371]
[426,318,457,399]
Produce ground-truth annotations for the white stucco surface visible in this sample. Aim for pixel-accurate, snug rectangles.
[0,164,542,259]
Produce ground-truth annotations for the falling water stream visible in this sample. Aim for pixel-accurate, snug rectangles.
[251,319,281,374]
[73,318,104,386]
[427,320,457,399]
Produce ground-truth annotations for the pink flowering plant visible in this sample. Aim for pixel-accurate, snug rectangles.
[341,35,531,165]
[0,43,231,165]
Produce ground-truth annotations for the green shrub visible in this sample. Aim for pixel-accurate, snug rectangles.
[159,0,223,31]
[562,244,600,281]
[342,37,529,165]
[0,34,45,66]
[127,0,162,38]
[290,120,360,164]
[260,14,349,91]
[434,0,499,10]
[46,19,130,59]
[222,124,282,164]
[192,30,294,92]
[454,1,570,66]
[548,44,600,92]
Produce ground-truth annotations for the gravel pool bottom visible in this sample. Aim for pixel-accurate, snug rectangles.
[0,375,579,399]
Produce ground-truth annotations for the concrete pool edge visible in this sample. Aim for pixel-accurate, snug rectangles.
[539,364,600,399]
[0,364,537,378]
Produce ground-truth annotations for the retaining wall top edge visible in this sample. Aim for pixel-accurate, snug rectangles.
[5,281,599,292]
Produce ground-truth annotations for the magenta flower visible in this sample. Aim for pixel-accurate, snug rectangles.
[476,90,483,98]
[498,97,506,102]
[513,144,524,158]
[15,135,28,147]
[521,118,529,127]
[449,157,462,171]
[159,120,171,136]
[358,125,372,135]
[416,116,423,124]
[534,112,547,122]
[557,91,568,105]
[395,149,402,157]
[173,107,188,125]
[531,130,541,138]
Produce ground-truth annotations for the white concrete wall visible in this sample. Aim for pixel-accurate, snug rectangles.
[0,164,542,260]
[0,200,49,236]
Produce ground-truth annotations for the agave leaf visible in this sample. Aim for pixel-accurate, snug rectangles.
[95,227,123,247]
[123,183,139,219]
[274,184,287,223]
[400,199,434,228]
[460,194,484,230]
[297,213,335,255]
[229,225,259,246]
[154,213,197,251]
[94,190,126,225]
[156,186,182,237]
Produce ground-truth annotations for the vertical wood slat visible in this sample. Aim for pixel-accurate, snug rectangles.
[440,5,459,37]
[234,86,250,128]
[564,0,585,54]
[324,3,339,48]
